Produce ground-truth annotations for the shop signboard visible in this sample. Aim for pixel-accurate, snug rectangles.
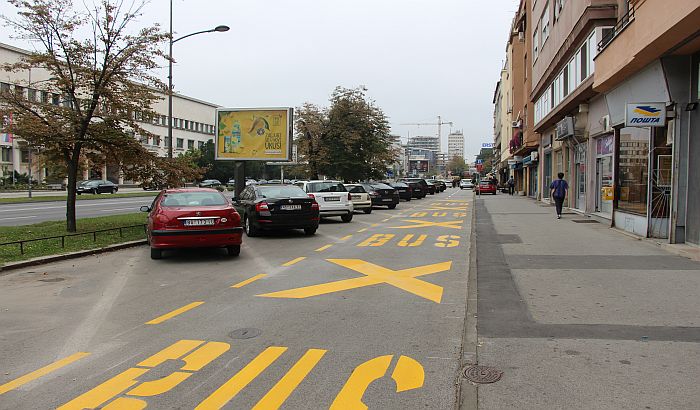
[602,186,614,201]
[481,142,494,148]
[215,108,293,161]
[625,103,666,127]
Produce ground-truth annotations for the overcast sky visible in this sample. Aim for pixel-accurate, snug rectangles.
[1,0,518,161]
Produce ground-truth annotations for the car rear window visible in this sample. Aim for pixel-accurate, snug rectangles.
[370,183,393,190]
[308,182,347,192]
[161,192,227,207]
[347,185,366,193]
[257,186,307,198]
[391,182,408,188]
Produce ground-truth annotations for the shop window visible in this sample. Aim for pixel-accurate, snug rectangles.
[617,127,649,215]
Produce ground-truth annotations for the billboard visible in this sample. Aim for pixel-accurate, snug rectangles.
[215,108,292,161]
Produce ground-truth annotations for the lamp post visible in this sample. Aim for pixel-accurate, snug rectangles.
[167,1,229,159]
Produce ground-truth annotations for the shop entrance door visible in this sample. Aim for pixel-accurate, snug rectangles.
[596,156,613,214]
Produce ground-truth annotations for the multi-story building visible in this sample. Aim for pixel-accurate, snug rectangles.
[408,135,440,154]
[592,0,700,244]
[0,42,218,185]
[447,131,465,160]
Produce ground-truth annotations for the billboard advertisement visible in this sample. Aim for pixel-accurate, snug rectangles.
[215,108,292,161]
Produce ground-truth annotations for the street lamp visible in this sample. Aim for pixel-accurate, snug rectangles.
[167,3,229,159]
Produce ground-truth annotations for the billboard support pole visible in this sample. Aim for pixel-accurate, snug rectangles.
[234,161,245,198]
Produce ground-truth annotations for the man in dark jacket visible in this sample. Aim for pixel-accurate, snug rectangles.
[549,172,569,219]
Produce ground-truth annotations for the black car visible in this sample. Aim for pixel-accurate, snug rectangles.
[403,178,434,195]
[385,182,412,201]
[361,182,400,209]
[400,180,426,199]
[425,180,442,194]
[432,180,447,192]
[233,184,320,236]
[76,180,118,195]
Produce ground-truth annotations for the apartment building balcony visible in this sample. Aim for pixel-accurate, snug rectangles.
[593,0,700,93]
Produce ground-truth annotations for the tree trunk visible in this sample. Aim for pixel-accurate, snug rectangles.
[65,156,79,232]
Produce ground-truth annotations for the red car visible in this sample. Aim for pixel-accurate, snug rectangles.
[476,180,497,195]
[141,188,243,259]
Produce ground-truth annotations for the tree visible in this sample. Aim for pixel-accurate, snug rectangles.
[0,0,182,231]
[295,87,397,182]
[447,155,466,176]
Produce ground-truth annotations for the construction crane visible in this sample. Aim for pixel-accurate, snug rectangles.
[400,115,454,149]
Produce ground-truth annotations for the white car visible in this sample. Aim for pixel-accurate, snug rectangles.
[459,180,474,189]
[295,180,354,222]
[343,184,373,214]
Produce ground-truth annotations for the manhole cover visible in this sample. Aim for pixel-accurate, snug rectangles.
[228,328,262,339]
[462,365,503,384]
[572,219,599,224]
[39,278,65,283]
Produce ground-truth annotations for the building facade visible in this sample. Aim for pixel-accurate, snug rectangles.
[408,135,440,154]
[0,42,218,185]
[447,131,465,160]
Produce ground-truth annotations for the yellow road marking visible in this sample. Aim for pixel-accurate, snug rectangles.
[436,235,461,248]
[427,206,467,211]
[315,244,333,252]
[390,219,463,230]
[358,234,395,247]
[340,235,353,241]
[252,349,327,409]
[231,274,267,288]
[145,302,204,325]
[282,257,306,267]
[195,346,287,409]
[357,228,368,233]
[259,259,451,303]
[381,218,390,222]
[58,368,149,410]
[397,234,427,247]
[0,352,90,395]
[371,223,380,227]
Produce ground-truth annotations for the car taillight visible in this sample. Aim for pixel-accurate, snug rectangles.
[256,202,269,212]
[308,193,315,200]
[311,201,319,210]
[348,193,352,201]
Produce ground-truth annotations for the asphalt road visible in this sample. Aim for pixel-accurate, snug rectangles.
[0,188,473,409]
[0,196,158,226]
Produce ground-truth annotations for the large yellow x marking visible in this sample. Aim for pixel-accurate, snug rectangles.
[389,219,463,229]
[258,259,451,303]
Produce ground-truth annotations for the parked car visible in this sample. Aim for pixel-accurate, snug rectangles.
[459,179,474,190]
[344,184,373,214]
[400,180,426,199]
[424,180,439,195]
[76,179,118,195]
[198,179,222,188]
[233,184,320,236]
[476,180,497,195]
[432,180,447,192]
[141,188,243,259]
[359,182,399,209]
[141,180,166,191]
[385,181,412,201]
[400,178,433,196]
[295,180,354,222]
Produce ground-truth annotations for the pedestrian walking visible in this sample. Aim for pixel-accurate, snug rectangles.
[549,172,569,219]
[507,176,515,195]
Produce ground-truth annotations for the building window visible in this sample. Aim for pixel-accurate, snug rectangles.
[617,127,649,215]
[187,139,194,150]
[533,25,539,60]
[541,2,550,44]
[0,82,10,93]
[21,149,30,163]
[198,141,204,150]
[153,136,161,146]
[15,86,24,98]
[176,138,184,149]
[1,147,11,163]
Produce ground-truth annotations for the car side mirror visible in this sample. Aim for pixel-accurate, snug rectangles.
[140,205,151,212]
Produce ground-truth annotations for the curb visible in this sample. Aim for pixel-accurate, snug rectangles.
[0,240,147,274]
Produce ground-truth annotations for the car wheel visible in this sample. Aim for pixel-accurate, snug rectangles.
[226,245,241,257]
[406,197,411,201]
[244,215,259,237]
[304,227,317,235]
[388,204,397,210]
[77,192,81,195]
[92,188,98,195]
[341,212,353,223]
[150,248,162,260]
[111,188,117,194]
[363,208,372,214]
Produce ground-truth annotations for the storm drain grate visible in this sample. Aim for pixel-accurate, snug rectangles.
[229,328,262,339]
[572,219,599,224]
[462,365,503,384]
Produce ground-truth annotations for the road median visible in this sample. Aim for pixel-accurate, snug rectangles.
[0,191,158,204]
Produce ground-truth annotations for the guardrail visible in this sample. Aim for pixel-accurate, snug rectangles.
[1,224,147,255]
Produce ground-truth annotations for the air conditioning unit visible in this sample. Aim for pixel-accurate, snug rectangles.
[602,115,612,132]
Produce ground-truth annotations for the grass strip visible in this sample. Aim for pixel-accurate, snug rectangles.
[0,213,147,264]
[0,192,158,204]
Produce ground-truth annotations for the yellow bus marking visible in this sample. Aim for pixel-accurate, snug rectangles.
[357,228,368,233]
[390,219,463,230]
[339,235,353,241]
[252,349,327,409]
[0,352,90,395]
[145,302,204,325]
[282,257,306,267]
[195,347,287,409]
[358,234,395,247]
[231,274,267,288]
[315,244,333,252]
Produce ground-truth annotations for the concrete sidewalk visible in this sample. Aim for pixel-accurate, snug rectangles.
[471,194,700,409]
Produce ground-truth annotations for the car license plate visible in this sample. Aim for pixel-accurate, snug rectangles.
[351,195,361,200]
[382,198,392,202]
[325,197,340,202]
[183,219,215,226]
[280,204,302,210]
